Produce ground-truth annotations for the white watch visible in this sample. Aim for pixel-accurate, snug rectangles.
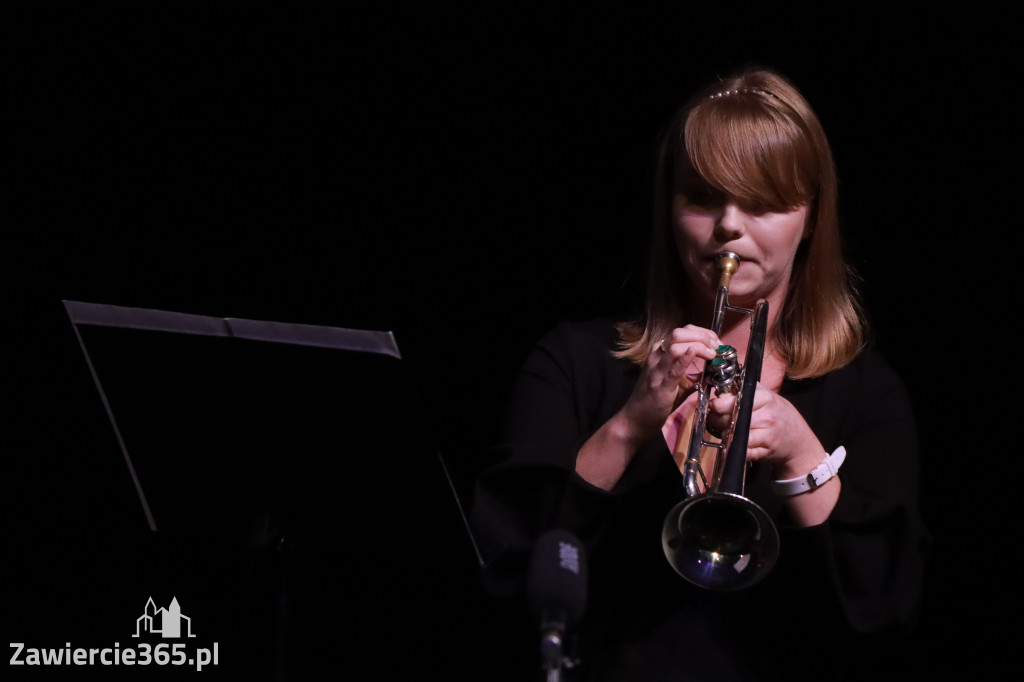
[771,446,846,496]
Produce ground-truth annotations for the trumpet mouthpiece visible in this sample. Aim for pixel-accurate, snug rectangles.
[715,252,740,288]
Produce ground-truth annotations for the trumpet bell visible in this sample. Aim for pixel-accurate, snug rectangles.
[661,492,779,591]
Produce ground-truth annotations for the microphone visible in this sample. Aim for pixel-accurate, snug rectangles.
[527,529,587,680]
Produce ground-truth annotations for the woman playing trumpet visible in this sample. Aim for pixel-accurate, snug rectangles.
[470,66,927,681]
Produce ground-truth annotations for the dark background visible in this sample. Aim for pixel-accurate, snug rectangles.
[10,5,1012,680]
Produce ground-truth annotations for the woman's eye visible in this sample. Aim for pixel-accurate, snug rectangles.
[742,201,772,216]
[683,188,724,208]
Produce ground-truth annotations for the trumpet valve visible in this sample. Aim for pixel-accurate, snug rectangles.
[709,344,741,395]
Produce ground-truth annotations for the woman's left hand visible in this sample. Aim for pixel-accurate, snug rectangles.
[708,383,824,480]
[709,383,840,525]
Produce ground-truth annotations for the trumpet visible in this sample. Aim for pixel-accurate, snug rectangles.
[661,251,780,591]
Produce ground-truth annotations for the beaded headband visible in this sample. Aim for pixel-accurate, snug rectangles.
[709,87,782,102]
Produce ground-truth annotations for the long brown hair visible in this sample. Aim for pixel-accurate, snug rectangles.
[616,67,865,379]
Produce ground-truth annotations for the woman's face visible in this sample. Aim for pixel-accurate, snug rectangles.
[672,190,809,308]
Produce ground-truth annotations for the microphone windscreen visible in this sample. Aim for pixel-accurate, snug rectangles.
[527,528,587,627]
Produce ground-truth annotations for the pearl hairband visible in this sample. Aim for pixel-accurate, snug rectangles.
[709,87,782,101]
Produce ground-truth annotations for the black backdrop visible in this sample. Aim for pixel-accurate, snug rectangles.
[10,5,1013,680]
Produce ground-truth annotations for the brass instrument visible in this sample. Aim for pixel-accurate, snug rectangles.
[661,251,780,590]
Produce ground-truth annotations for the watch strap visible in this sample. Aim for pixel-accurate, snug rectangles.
[771,446,847,496]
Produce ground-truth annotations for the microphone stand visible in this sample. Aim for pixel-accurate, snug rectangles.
[540,624,563,682]
[538,614,579,682]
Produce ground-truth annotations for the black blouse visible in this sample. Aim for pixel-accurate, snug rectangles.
[470,318,928,682]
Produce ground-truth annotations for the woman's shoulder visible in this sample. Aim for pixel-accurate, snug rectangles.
[832,346,908,392]
[524,316,636,384]
[540,316,623,352]
[783,345,918,452]
[785,344,913,415]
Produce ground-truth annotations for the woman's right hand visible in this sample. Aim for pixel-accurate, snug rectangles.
[576,325,720,490]
[618,325,722,442]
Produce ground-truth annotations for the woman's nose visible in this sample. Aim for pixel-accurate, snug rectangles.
[713,203,745,242]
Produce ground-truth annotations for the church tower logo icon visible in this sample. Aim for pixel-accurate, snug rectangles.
[132,597,196,638]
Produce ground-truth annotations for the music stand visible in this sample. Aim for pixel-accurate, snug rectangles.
[60,300,488,680]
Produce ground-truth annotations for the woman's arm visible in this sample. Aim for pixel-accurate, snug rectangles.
[576,325,720,490]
